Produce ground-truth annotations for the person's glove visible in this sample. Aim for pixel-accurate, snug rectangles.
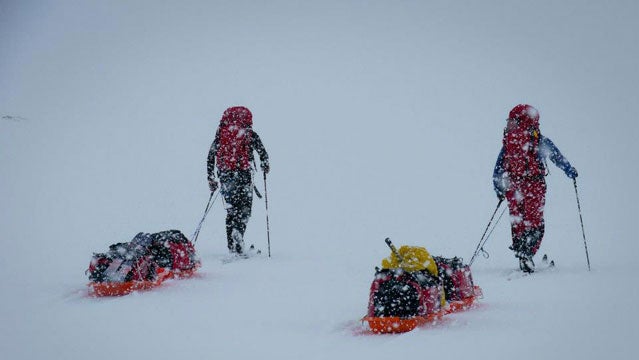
[496,190,505,202]
[208,177,218,192]
[567,167,578,179]
[261,161,270,174]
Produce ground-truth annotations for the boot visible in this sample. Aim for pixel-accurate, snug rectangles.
[517,252,535,273]
[231,229,244,254]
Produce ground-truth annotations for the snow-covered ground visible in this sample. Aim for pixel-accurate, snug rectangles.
[1,1,638,359]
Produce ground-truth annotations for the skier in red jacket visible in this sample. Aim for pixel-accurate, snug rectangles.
[207,106,269,254]
[493,104,578,272]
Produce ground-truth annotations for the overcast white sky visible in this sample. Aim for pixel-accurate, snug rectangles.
[2,0,638,265]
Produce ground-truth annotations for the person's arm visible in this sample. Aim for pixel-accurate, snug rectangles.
[252,130,269,173]
[493,147,507,199]
[207,130,220,191]
[540,136,578,179]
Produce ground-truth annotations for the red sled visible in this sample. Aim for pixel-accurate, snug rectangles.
[86,230,201,297]
[362,255,482,334]
[362,285,482,334]
[89,267,172,297]
[88,265,200,297]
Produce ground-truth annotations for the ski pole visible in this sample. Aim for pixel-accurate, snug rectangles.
[469,199,504,266]
[573,179,591,271]
[263,172,271,257]
[251,160,263,199]
[384,238,404,264]
[192,192,218,243]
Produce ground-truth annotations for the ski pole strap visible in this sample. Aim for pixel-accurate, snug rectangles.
[254,185,263,199]
[477,204,507,260]
[250,160,263,199]
[469,199,503,266]
[385,238,404,264]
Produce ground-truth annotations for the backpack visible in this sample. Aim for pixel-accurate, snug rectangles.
[216,106,253,171]
[502,104,545,178]
[87,233,157,283]
[433,256,475,301]
[148,230,200,273]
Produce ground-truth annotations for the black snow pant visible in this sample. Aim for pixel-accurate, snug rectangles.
[219,170,253,253]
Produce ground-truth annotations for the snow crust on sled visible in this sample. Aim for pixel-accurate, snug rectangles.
[362,285,482,334]
[88,265,200,297]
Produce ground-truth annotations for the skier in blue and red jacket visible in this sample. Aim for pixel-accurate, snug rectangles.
[493,104,577,272]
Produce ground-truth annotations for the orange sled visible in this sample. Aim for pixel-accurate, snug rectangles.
[362,286,482,334]
[88,266,199,297]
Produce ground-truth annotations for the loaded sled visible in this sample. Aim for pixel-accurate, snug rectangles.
[362,239,482,334]
[86,230,201,297]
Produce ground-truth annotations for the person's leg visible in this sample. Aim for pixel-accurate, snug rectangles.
[233,172,253,252]
[521,179,547,257]
[506,179,526,255]
[221,171,253,253]
[220,172,240,252]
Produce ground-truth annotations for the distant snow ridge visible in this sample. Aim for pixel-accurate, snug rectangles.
[2,115,27,122]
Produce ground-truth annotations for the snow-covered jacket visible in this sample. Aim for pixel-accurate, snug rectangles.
[493,135,577,197]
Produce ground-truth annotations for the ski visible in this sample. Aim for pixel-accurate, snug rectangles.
[507,254,555,280]
[221,244,262,264]
[541,254,555,268]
